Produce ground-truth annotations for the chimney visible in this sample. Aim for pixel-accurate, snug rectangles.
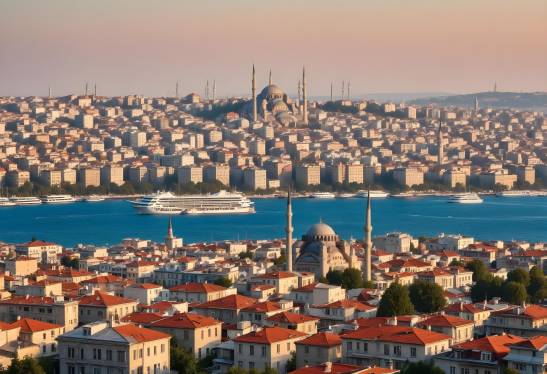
[324,362,332,373]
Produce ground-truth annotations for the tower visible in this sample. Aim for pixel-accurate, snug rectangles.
[302,66,308,125]
[85,82,88,96]
[206,80,210,100]
[330,82,333,102]
[175,81,179,98]
[341,81,345,100]
[438,121,444,166]
[48,86,51,99]
[347,81,350,100]
[494,82,497,93]
[252,65,258,122]
[285,186,293,272]
[269,69,272,85]
[94,83,97,97]
[364,189,372,282]
[474,96,479,111]
[212,80,216,101]
[297,80,301,108]
[165,217,175,252]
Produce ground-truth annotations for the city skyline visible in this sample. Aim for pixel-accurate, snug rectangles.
[1,0,546,97]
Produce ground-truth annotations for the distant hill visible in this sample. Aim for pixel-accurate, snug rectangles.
[410,91,547,111]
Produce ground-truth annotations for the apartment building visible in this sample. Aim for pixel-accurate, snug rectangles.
[295,332,342,368]
[78,291,138,325]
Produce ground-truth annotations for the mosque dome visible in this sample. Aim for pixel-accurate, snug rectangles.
[271,98,289,113]
[259,84,285,100]
[303,222,338,242]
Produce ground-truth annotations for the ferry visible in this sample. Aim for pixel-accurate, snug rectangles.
[448,193,483,204]
[10,196,42,205]
[309,192,336,199]
[356,190,390,198]
[130,190,255,215]
[41,194,76,203]
[338,193,356,198]
[391,192,418,199]
[83,195,106,202]
[0,197,16,207]
[496,190,531,197]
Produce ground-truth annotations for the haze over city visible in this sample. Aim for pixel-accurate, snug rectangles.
[1,0,546,97]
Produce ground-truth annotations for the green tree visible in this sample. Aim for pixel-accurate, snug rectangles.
[326,270,344,286]
[507,268,530,287]
[409,280,447,313]
[239,251,253,260]
[449,259,466,267]
[503,368,520,374]
[226,368,248,374]
[528,266,547,303]
[6,357,46,374]
[273,250,287,267]
[465,260,490,282]
[502,281,527,305]
[285,352,297,373]
[213,277,233,288]
[470,277,503,303]
[377,282,415,317]
[170,338,200,374]
[401,361,444,374]
[341,268,364,289]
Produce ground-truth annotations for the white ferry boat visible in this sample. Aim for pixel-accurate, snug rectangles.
[391,192,418,199]
[0,197,16,207]
[338,193,356,198]
[448,193,483,204]
[130,190,255,215]
[496,190,530,197]
[41,194,76,203]
[356,190,390,198]
[83,195,106,202]
[10,196,42,205]
[310,192,336,199]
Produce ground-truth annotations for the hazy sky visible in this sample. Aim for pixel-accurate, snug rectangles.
[1,0,546,97]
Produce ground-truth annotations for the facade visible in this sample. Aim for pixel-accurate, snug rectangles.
[78,291,139,325]
[295,332,342,368]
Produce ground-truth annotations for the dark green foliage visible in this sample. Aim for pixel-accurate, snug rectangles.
[4,357,46,374]
[273,249,287,267]
[213,277,233,288]
[341,268,364,289]
[503,368,520,374]
[239,251,254,260]
[326,270,344,286]
[285,352,297,373]
[60,255,79,269]
[465,260,490,282]
[528,266,547,303]
[502,281,528,305]
[401,361,444,374]
[377,282,415,317]
[409,280,447,313]
[507,268,530,287]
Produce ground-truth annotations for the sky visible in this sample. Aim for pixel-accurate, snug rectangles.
[0,0,546,98]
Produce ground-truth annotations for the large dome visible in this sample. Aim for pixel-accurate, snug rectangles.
[259,84,285,100]
[303,222,338,242]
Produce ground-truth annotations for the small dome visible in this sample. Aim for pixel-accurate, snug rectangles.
[306,222,336,237]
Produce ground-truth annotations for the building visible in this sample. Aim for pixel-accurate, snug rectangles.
[234,326,308,373]
[192,294,257,325]
[295,332,342,368]
[15,240,63,263]
[78,291,138,325]
[393,167,424,187]
[416,314,474,344]
[58,321,170,374]
[5,256,38,276]
[504,336,547,374]
[372,233,412,253]
[203,164,230,186]
[484,304,547,337]
[78,167,101,187]
[295,222,361,278]
[243,168,267,190]
[290,363,398,374]
[295,165,321,187]
[149,313,222,359]
[100,165,124,186]
[178,165,203,184]
[168,283,234,304]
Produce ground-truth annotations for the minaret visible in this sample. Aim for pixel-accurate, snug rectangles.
[85,82,88,96]
[285,186,293,272]
[212,80,216,101]
[175,81,179,98]
[48,86,51,99]
[474,96,479,111]
[438,121,444,166]
[297,80,301,108]
[269,69,272,85]
[494,82,497,92]
[302,66,308,125]
[252,65,258,122]
[341,81,345,100]
[94,84,97,97]
[364,189,372,282]
[165,217,175,252]
[330,82,333,102]
[206,80,210,100]
[347,81,350,100]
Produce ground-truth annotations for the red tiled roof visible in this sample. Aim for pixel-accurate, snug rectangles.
[254,271,297,279]
[82,275,126,284]
[79,291,135,307]
[321,300,375,312]
[169,282,227,293]
[234,326,307,344]
[295,332,341,347]
[445,303,484,314]
[121,312,164,324]
[113,323,170,343]
[510,336,547,350]
[150,313,221,329]
[195,294,256,310]
[418,314,474,328]
[267,311,319,324]
[0,296,56,305]
[353,317,390,328]
[9,318,62,332]
[455,334,525,355]
[242,301,282,313]
[17,240,58,247]
[290,363,364,374]
[341,325,451,345]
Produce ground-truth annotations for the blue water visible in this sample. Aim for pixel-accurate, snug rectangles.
[0,196,546,247]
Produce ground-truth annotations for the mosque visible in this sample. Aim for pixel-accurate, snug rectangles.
[283,189,373,279]
[246,66,309,127]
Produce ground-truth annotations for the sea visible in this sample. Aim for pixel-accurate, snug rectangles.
[0,196,546,247]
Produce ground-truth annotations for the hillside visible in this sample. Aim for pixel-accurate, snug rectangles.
[410,91,547,111]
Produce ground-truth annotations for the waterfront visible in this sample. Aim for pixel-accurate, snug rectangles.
[0,196,545,246]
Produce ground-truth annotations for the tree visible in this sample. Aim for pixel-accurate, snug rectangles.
[470,276,503,303]
[401,361,444,374]
[6,357,46,374]
[341,268,364,289]
[239,251,253,260]
[502,281,527,305]
[507,268,530,287]
[326,270,344,286]
[409,280,447,313]
[273,249,287,267]
[170,338,200,374]
[528,266,547,303]
[286,352,297,373]
[377,282,415,317]
[449,259,466,267]
[214,277,233,288]
[465,260,490,282]
[503,368,520,374]
[226,368,248,374]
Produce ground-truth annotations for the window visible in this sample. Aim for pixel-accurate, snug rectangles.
[249,345,254,356]
[384,344,389,355]
[68,366,75,374]
[393,346,401,357]
[305,346,309,354]
[261,346,266,357]
[238,344,243,354]
[363,342,368,352]
[347,342,352,352]
[249,362,255,369]
[450,367,456,374]
[117,351,125,362]
[68,347,75,359]
[277,344,280,354]
[410,347,416,357]
[106,350,112,361]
